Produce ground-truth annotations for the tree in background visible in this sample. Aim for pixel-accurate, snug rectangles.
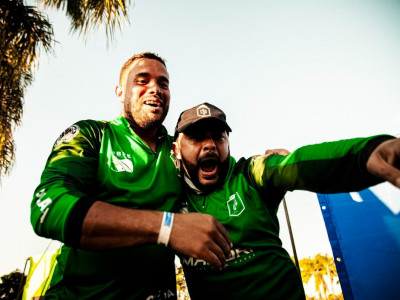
[175,263,190,300]
[0,0,131,184]
[175,254,344,300]
[0,0,53,184]
[300,254,343,300]
[38,0,131,42]
[0,269,26,300]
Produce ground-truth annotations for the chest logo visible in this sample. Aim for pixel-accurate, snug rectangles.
[111,155,133,173]
[227,192,245,217]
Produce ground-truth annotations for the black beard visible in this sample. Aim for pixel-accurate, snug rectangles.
[181,152,230,194]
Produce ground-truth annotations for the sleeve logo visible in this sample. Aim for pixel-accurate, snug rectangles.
[54,125,80,148]
[35,189,52,223]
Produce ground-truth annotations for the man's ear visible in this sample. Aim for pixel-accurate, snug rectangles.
[172,142,181,159]
[115,85,124,103]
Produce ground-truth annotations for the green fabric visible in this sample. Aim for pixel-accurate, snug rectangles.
[31,117,181,299]
[182,136,388,300]
[252,136,385,195]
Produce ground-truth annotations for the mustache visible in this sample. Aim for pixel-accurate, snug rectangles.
[199,152,219,162]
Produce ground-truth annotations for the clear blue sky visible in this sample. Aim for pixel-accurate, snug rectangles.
[1,0,400,275]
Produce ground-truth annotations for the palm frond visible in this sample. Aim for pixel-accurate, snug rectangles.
[39,0,131,44]
[0,0,55,183]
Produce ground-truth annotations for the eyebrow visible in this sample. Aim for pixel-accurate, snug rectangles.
[134,72,169,83]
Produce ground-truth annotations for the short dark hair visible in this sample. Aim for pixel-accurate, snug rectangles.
[119,52,166,86]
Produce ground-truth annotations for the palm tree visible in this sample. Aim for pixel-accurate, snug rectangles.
[313,254,329,299]
[39,0,131,42]
[0,0,130,184]
[325,255,338,295]
[0,269,26,300]
[175,263,190,300]
[300,254,341,300]
[0,0,53,183]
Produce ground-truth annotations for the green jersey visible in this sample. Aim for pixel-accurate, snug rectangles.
[31,117,181,299]
[181,136,391,300]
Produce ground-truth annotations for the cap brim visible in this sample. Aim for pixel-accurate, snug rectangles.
[178,117,231,133]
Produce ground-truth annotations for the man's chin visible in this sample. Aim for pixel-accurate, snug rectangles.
[141,117,165,130]
[198,178,220,193]
[124,110,166,130]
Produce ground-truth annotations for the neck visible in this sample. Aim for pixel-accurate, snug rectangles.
[127,119,160,152]
[183,174,204,194]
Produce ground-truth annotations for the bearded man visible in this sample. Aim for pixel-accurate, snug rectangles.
[173,102,400,300]
[31,55,231,299]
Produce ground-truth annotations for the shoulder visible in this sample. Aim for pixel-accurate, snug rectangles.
[232,156,258,174]
[231,155,267,186]
[74,119,108,131]
[229,156,253,181]
[53,119,108,148]
[159,126,175,145]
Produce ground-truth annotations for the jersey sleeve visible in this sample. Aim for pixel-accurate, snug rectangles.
[31,120,105,247]
[247,135,395,197]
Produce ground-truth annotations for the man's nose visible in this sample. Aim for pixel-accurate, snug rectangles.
[203,137,216,151]
[147,81,162,95]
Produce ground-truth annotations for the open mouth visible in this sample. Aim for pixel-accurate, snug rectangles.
[144,100,162,108]
[200,157,218,176]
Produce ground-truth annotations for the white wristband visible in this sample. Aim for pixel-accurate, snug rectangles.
[157,212,174,246]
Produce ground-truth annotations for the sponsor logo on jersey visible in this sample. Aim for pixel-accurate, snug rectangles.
[111,154,134,173]
[227,192,245,217]
[54,124,80,148]
[181,247,255,270]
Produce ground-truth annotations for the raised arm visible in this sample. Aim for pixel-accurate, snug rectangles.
[366,137,400,188]
[250,135,396,195]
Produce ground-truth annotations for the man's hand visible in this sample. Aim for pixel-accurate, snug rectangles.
[366,138,400,188]
[264,148,290,157]
[80,203,231,270]
[169,213,232,271]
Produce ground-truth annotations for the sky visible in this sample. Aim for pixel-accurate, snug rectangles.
[1,0,400,276]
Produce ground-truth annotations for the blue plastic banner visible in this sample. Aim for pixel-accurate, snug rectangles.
[317,183,400,300]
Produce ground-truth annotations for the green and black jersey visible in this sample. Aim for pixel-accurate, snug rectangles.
[31,117,181,299]
[181,135,392,300]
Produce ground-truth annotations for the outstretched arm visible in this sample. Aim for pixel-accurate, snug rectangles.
[250,135,396,195]
[366,138,400,188]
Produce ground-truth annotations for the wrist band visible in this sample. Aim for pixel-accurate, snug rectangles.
[157,212,174,246]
